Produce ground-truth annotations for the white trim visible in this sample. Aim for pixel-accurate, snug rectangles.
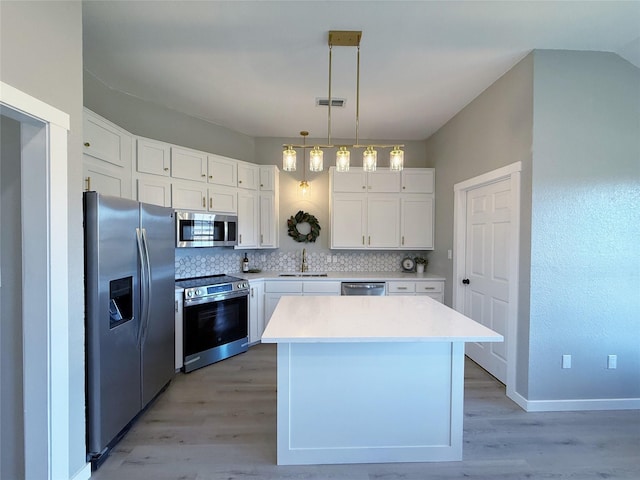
[0,83,76,479]
[511,392,640,412]
[453,161,522,407]
[70,463,92,480]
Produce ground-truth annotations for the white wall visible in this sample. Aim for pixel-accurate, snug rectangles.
[528,50,640,400]
[0,1,85,477]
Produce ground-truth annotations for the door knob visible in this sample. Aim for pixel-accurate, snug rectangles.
[462,278,470,285]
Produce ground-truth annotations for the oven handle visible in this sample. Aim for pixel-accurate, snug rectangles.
[184,289,249,307]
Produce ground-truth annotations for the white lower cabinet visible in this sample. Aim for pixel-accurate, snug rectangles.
[175,290,184,370]
[248,280,265,344]
[264,281,341,325]
[387,280,444,303]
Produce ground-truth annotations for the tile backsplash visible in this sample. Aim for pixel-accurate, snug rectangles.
[175,249,431,279]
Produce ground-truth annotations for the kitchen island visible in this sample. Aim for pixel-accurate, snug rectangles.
[261,295,503,465]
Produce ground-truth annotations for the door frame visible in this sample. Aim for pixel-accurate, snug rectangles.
[453,161,521,402]
[1,82,72,479]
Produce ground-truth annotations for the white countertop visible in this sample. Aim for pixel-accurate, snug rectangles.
[238,271,446,282]
[261,295,503,343]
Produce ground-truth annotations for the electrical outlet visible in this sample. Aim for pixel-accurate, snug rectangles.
[562,354,572,369]
[326,254,331,264]
[607,355,617,369]
[332,255,338,263]
[260,254,266,262]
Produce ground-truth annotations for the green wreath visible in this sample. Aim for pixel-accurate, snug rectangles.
[287,210,321,243]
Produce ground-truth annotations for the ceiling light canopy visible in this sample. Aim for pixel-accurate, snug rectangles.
[283,30,404,173]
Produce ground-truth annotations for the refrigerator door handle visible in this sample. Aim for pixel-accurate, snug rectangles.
[135,228,149,347]
[140,228,153,346]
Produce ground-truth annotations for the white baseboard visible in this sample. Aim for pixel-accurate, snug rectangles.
[507,389,640,412]
[70,463,91,480]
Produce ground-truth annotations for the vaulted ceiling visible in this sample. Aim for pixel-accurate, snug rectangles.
[83,1,640,141]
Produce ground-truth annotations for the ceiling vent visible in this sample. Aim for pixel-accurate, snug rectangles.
[316,97,346,108]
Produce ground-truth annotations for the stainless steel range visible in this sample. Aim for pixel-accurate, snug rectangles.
[176,274,249,373]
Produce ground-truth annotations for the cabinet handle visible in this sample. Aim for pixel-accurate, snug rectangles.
[239,234,242,244]
[239,180,242,184]
[402,236,405,245]
[362,235,365,245]
[251,288,254,298]
[85,176,91,191]
[362,185,366,189]
[397,287,408,290]
[422,287,435,290]
[260,184,264,187]
[201,174,206,177]
[202,197,206,208]
[368,236,371,245]
[209,175,213,179]
[260,234,264,243]
[164,167,169,171]
[175,300,178,313]
[209,198,213,209]
[402,186,406,189]
[84,142,90,147]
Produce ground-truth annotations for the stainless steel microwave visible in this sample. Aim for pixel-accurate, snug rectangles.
[175,211,238,248]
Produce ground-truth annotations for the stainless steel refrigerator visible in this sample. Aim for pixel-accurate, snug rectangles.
[84,192,175,467]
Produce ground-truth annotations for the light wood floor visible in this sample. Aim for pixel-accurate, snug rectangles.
[92,343,640,480]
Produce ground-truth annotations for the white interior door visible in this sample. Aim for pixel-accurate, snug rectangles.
[462,178,511,383]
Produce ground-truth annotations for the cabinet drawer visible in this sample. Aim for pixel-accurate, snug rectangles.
[387,282,415,294]
[416,282,443,294]
[265,281,303,293]
[303,281,341,294]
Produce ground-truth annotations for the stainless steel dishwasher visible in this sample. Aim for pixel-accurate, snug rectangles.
[340,282,386,296]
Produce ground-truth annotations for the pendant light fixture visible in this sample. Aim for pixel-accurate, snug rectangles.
[282,31,404,172]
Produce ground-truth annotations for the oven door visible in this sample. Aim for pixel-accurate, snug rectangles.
[183,291,248,372]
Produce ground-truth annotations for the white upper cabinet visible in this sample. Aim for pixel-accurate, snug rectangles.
[331,167,400,193]
[401,168,434,193]
[137,137,171,177]
[208,185,237,214]
[172,180,208,211]
[329,166,435,250]
[237,190,259,248]
[259,165,277,191]
[171,146,207,182]
[208,154,237,187]
[401,194,434,249]
[237,162,259,190]
[259,192,278,248]
[82,108,133,198]
[137,176,172,207]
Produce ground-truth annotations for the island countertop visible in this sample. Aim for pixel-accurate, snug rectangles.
[261,295,503,343]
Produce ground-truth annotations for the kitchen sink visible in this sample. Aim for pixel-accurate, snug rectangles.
[278,273,328,277]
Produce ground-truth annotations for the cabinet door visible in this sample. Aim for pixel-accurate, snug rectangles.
[387,281,416,295]
[83,161,130,198]
[172,181,207,211]
[208,185,237,214]
[137,137,170,176]
[367,171,400,193]
[401,168,434,194]
[83,111,127,167]
[137,176,172,207]
[237,162,259,190]
[237,191,259,248]
[401,194,434,249]
[367,195,400,248]
[207,154,237,187]
[331,194,367,248]
[259,166,276,191]
[264,292,302,326]
[171,146,207,182]
[175,291,184,370]
[332,169,367,192]
[259,192,278,248]
[249,280,265,344]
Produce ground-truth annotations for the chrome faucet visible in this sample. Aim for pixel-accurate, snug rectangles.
[301,248,308,272]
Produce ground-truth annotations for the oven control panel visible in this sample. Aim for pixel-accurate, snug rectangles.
[184,280,249,301]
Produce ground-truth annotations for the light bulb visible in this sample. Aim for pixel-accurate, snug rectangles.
[309,146,323,172]
[389,147,404,171]
[282,146,296,172]
[299,180,310,196]
[363,147,377,172]
[336,146,350,172]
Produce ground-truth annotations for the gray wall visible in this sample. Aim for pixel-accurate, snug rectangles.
[528,51,640,400]
[0,1,86,477]
[0,115,24,480]
[425,49,640,403]
[84,72,256,163]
